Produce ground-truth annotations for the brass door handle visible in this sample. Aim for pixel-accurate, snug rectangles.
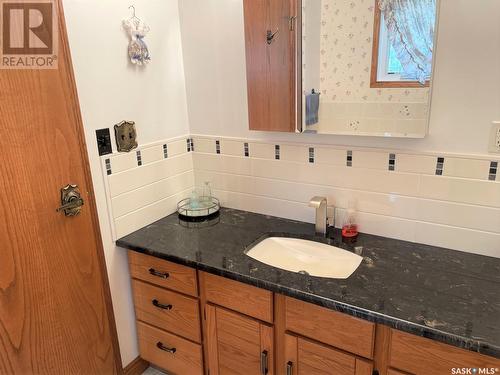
[56,198,84,212]
[56,184,84,216]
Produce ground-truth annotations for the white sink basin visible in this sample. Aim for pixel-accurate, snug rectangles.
[246,237,363,279]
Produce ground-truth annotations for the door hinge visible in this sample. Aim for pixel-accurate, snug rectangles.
[204,307,207,320]
[289,16,297,31]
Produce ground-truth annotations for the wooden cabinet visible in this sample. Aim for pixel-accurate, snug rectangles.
[131,279,201,343]
[127,252,500,375]
[129,251,202,374]
[205,304,274,375]
[201,271,273,323]
[137,321,203,375]
[385,329,500,375]
[243,0,300,132]
[128,251,198,296]
[285,296,375,359]
[284,334,373,375]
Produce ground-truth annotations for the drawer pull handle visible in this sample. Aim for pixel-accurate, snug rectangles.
[156,341,176,354]
[261,350,268,375]
[286,361,293,375]
[149,268,169,279]
[152,299,172,310]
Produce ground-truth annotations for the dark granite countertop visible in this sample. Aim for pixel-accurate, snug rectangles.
[117,208,500,358]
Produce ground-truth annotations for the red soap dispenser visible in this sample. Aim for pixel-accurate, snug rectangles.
[342,200,358,239]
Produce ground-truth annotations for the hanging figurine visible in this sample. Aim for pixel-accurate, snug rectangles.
[122,5,151,65]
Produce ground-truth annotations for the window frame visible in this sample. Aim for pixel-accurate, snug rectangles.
[370,1,430,88]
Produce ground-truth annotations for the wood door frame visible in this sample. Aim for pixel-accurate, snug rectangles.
[293,0,302,132]
[57,0,122,370]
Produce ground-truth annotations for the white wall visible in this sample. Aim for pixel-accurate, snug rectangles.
[179,0,500,156]
[63,0,189,366]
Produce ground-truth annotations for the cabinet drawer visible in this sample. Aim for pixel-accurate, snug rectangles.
[132,279,201,343]
[137,321,203,375]
[128,251,198,297]
[285,297,375,359]
[389,329,500,375]
[200,272,273,323]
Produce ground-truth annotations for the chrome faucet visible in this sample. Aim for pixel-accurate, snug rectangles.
[309,196,328,236]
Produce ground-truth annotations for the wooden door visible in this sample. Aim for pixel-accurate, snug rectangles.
[243,0,299,132]
[205,304,274,375]
[284,334,372,375]
[0,1,121,374]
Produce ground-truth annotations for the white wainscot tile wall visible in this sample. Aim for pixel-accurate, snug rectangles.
[99,134,499,258]
[101,136,194,239]
[190,136,500,258]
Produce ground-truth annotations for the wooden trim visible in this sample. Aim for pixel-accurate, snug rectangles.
[355,358,374,375]
[197,271,210,375]
[205,304,220,375]
[284,334,298,375]
[369,0,429,89]
[291,0,302,132]
[373,324,392,375]
[123,356,149,375]
[57,1,123,371]
[274,294,287,375]
[260,324,275,375]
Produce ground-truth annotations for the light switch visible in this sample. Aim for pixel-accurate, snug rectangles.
[96,128,112,156]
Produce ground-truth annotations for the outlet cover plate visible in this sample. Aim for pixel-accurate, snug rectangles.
[488,121,500,154]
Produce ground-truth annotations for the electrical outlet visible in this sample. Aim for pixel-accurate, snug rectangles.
[488,121,500,154]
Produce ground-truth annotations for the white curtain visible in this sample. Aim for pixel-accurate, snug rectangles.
[379,0,436,84]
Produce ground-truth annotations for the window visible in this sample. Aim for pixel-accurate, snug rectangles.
[370,2,433,88]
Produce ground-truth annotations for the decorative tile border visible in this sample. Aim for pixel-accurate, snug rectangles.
[99,134,499,255]
[490,161,498,181]
[190,136,499,182]
[389,153,396,171]
[309,147,314,163]
[435,157,444,176]
[136,150,142,166]
[346,150,352,167]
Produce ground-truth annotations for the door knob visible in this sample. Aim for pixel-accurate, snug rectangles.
[56,184,84,216]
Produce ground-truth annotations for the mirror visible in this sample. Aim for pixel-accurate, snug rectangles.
[302,0,438,137]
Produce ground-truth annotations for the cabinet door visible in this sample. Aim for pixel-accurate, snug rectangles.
[206,304,274,375]
[284,334,372,375]
[243,0,298,132]
[389,329,500,375]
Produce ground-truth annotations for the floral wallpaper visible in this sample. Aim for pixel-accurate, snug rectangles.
[304,0,430,104]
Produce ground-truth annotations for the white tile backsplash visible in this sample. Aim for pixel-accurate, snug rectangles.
[192,136,500,257]
[249,142,275,159]
[101,135,500,257]
[443,157,491,180]
[419,175,500,208]
[101,136,194,238]
[140,144,163,165]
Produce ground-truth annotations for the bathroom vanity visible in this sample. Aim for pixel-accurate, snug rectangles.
[119,208,500,375]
